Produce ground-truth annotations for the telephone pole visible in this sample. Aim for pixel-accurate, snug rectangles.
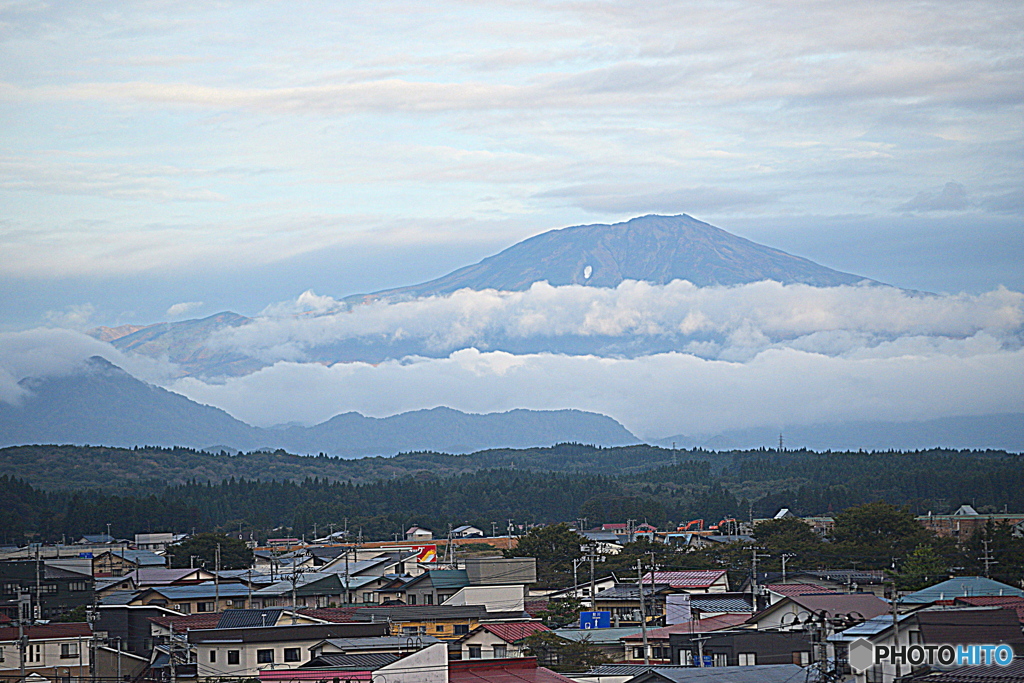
[979,539,997,578]
[637,559,649,665]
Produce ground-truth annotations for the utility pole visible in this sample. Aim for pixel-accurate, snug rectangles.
[751,547,769,601]
[637,559,649,665]
[980,539,997,578]
[215,543,221,613]
[580,544,602,609]
[781,553,796,584]
[169,624,176,683]
[17,590,29,682]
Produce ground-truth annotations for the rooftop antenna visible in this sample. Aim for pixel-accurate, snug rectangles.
[778,433,784,452]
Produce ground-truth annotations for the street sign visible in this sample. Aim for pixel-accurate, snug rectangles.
[579,611,611,629]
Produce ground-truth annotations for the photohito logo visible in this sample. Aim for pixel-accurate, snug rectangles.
[848,638,1014,673]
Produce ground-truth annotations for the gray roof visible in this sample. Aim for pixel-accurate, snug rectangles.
[595,583,671,601]
[216,609,285,629]
[317,635,443,652]
[628,664,807,682]
[352,605,490,622]
[111,549,166,566]
[552,627,643,644]
[690,595,753,613]
[301,653,399,670]
[146,583,252,599]
[901,576,1024,604]
[827,612,914,642]
[99,590,140,605]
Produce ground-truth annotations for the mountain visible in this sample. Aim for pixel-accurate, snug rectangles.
[0,357,638,456]
[352,214,875,302]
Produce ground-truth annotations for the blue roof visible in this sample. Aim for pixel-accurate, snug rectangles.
[112,549,167,566]
[901,576,1024,604]
[828,612,914,642]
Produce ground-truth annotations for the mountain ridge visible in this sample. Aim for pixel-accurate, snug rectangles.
[0,357,638,456]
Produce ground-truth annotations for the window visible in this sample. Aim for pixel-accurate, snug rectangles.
[713,653,728,667]
[653,646,670,660]
[227,651,239,665]
[28,644,42,663]
[283,648,300,662]
[738,653,756,666]
[454,624,469,635]
[209,650,216,663]
[493,645,507,658]
[408,594,417,605]
[678,649,692,667]
[196,602,213,613]
[633,647,645,660]
[174,603,191,615]
[256,649,274,664]
[402,627,418,635]
[468,645,482,659]
[40,584,58,594]
[69,582,89,592]
[425,594,433,605]
[435,625,445,632]
[1,583,18,594]
[61,643,79,659]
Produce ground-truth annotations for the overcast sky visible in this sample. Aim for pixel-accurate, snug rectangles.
[1,1,1022,438]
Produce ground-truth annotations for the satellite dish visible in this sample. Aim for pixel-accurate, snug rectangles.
[583,265,593,279]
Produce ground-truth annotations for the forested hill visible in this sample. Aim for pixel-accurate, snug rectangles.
[0,442,712,492]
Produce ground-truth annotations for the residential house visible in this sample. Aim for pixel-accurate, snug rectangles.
[621,613,751,664]
[123,567,215,589]
[406,526,433,542]
[397,558,536,612]
[450,621,550,660]
[550,627,643,663]
[252,573,392,608]
[133,533,188,552]
[449,656,577,683]
[188,622,389,678]
[763,583,837,606]
[452,526,485,539]
[0,622,92,682]
[828,606,1024,683]
[92,549,167,578]
[130,582,253,613]
[642,571,730,595]
[96,603,184,659]
[615,663,808,682]
[76,534,116,545]
[262,642,451,683]
[0,560,94,621]
[669,629,815,668]
[308,634,443,659]
[349,605,499,640]
[746,593,890,633]
[917,505,1024,541]
[898,575,1024,607]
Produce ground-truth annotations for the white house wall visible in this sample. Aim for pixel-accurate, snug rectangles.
[443,585,524,612]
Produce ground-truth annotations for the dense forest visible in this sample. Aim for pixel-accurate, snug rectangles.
[1,443,1022,547]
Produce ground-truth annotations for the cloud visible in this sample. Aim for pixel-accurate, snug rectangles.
[539,185,777,215]
[169,342,1024,439]
[166,301,203,318]
[43,303,96,330]
[896,182,970,213]
[209,281,1024,363]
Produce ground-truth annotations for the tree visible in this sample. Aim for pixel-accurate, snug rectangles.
[505,523,583,588]
[521,631,609,672]
[830,502,936,569]
[893,544,949,591]
[167,532,253,570]
[753,517,826,568]
[962,521,1024,585]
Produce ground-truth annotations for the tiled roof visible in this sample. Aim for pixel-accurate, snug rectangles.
[216,609,285,629]
[146,582,252,599]
[480,621,550,642]
[297,607,362,623]
[450,657,577,682]
[955,596,1024,623]
[621,613,750,641]
[910,657,1024,682]
[0,623,91,641]
[149,613,223,631]
[916,607,1024,646]
[783,593,889,620]
[689,595,753,613]
[765,583,838,597]
[902,576,1024,604]
[641,571,727,588]
[632,664,807,682]
[302,653,399,670]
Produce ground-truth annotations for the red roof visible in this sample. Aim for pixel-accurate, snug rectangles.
[149,613,222,631]
[956,596,1024,623]
[450,657,576,682]
[622,613,749,641]
[765,583,838,597]
[296,607,362,623]
[641,570,727,588]
[0,623,91,641]
[479,622,550,642]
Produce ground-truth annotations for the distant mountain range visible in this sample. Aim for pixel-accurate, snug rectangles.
[351,214,874,302]
[90,214,880,376]
[0,357,638,456]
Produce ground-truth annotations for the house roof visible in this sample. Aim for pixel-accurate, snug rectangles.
[626,663,807,682]
[78,534,115,544]
[216,609,286,629]
[908,657,1024,682]
[110,549,166,566]
[551,627,644,644]
[300,652,399,670]
[901,576,1024,604]
[622,613,751,641]
[0,623,92,641]
[827,612,915,643]
[477,621,550,643]
[689,594,753,614]
[143,582,252,600]
[400,569,470,591]
[955,596,1024,623]
[317,635,442,652]
[149,613,224,632]
[594,583,672,601]
[126,568,209,585]
[782,593,889,620]
[764,583,838,597]
[916,607,1024,646]
[449,657,577,682]
[352,605,490,622]
[453,525,483,534]
[297,607,363,623]
[186,622,388,644]
[641,571,727,588]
